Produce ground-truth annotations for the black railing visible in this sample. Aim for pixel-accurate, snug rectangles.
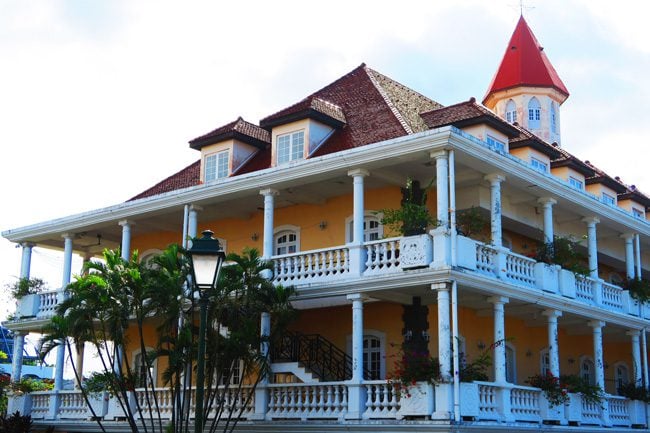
[272,331,372,381]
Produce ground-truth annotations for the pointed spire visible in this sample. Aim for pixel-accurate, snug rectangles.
[483,15,569,104]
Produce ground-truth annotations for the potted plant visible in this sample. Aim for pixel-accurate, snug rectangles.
[388,344,440,417]
[380,179,437,268]
[8,278,46,318]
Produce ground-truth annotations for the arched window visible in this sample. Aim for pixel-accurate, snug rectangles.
[506,99,517,124]
[550,102,557,133]
[580,356,596,386]
[345,213,383,243]
[540,348,551,376]
[505,342,517,383]
[614,363,629,394]
[347,330,386,380]
[274,225,300,256]
[133,348,157,388]
[528,97,541,129]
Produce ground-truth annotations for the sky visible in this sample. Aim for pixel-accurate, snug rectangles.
[1,0,650,323]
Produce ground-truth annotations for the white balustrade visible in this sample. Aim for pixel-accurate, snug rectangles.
[267,383,348,420]
[475,244,497,277]
[207,386,255,419]
[607,396,630,426]
[581,398,602,425]
[273,247,349,283]
[36,290,60,319]
[476,383,500,420]
[509,386,541,422]
[505,253,536,287]
[363,381,398,419]
[364,238,401,275]
[575,276,594,303]
[58,390,86,419]
[601,282,624,311]
[135,388,174,420]
[30,392,51,419]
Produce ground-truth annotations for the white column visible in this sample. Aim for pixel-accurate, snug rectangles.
[259,189,279,259]
[635,234,642,280]
[431,151,449,228]
[253,312,272,419]
[10,331,25,381]
[118,220,133,261]
[346,293,367,419]
[543,309,562,377]
[589,320,609,425]
[74,344,85,388]
[347,169,369,245]
[628,330,643,385]
[538,197,556,243]
[489,296,509,383]
[622,233,636,279]
[485,174,506,248]
[54,234,74,393]
[20,242,34,279]
[583,217,600,279]
[187,204,202,244]
[433,282,451,381]
[642,329,649,389]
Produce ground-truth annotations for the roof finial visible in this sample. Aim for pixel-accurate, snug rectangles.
[512,0,534,17]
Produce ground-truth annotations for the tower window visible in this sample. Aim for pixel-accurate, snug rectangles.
[550,102,557,133]
[506,99,517,124]
[528,97,541,129]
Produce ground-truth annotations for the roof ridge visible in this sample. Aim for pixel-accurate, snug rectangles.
[364,66,413,134]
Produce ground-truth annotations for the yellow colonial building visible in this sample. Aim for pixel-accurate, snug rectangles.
[4,16,650,432]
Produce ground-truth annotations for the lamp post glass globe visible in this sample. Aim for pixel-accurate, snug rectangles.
[188,229,225,291]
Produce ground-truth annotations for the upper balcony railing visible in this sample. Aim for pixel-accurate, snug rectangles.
[13,232,649,325]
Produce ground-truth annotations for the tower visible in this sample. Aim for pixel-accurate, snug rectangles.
[483,15,569,145]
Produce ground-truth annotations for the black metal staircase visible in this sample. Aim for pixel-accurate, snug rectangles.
[272,331,372,381]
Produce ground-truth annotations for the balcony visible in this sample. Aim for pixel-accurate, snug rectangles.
[9,381,648,429]
[11,232,649,328]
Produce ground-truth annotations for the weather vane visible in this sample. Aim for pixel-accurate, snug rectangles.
[511,0,535,16]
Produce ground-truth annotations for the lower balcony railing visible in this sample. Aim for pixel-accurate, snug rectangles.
[14,232,650,323]
[8,381,648,428]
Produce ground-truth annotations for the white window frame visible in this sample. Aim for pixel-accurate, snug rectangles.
[346,329,386,380]
[273,224,301,256]
[568,176,584,190]
[205,150,230,181]
[614,362,630,394]
[579,355,596,386]
[540,348,551,376]
[531,157,548,173]
[132,347,157,389]
[601,192,616,206]
[486,135,506,152]
[632,208,645,219]
[277,130,305,165]
[505,99,517,124]
[219,359,243,385]
[345,212,383,243]
[528,97,541,129]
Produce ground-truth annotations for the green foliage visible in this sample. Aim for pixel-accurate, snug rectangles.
[459,351,491,382]
[617,382,650,402]
[0,373,9,416]
[380,178,437,236]
[0,412,33,433]
[7,278,46,300]
[456,206,489,240]
[624,278,650,304]
[10,379,53,395]
[532,235,588,275]
[526,372,604,407]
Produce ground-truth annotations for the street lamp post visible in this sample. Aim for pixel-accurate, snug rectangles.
[187,230,225,433]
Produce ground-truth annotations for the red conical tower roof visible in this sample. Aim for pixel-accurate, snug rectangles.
[483,15,569,104]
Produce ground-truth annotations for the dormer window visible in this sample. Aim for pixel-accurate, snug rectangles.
[601,192,616,206]
[205,150,229,181]
[506,99,517,124]
[569,176,584,190]
[277,130,305,164]
[486,135,506,152]
[633,208,645,219]
[531,157,548,173]
[528,97,541,129]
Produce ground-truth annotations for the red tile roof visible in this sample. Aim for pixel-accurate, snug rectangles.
[484,15,569,103]
[189,117,270,150]
[420,98,520,137]
[260,97,347,129]
[129,160,200,201]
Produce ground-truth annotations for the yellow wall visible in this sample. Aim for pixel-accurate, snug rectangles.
[586,183,617,204]
[462,125,509,150]
[510,147,550,168]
